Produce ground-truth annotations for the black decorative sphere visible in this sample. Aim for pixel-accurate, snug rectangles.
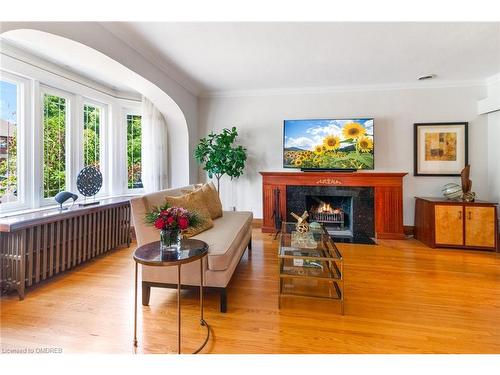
[76,166,103,197]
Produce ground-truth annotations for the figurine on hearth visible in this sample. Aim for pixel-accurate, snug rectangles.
[291,211,310,233]
[461,165,476,202]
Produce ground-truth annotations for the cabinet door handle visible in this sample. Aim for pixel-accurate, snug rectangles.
[468,211,472,220]
[458,211,462,220]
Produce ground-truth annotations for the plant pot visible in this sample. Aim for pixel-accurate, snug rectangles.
[160,228,181,253]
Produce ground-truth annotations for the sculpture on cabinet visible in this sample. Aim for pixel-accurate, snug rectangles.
[461,165,476,202]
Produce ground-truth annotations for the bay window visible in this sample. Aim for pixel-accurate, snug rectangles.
[126,113,143,190]
[0,59,142,215]
[0,69,29,211]
[42,91,68,199]
[83,103,101,169]
[0,79,19,203]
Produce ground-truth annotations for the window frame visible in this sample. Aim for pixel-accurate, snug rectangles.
[80,97,108,198]
[39,84,75,206]
[0,70,31,213]
[124,107,144,194]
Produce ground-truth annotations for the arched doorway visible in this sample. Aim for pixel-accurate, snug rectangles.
[1,27,192,187]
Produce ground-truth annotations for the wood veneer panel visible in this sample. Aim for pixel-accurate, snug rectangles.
[375,186,405,239]
[414,198,435,247]
[435,205,463,246]
[465,206,495,248]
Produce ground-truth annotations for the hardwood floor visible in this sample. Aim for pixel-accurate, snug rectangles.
[1,228,500,354]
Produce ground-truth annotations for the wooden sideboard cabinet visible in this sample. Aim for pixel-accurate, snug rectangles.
[414,197,498,251]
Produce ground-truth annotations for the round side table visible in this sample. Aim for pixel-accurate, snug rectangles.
[133,238,209,354]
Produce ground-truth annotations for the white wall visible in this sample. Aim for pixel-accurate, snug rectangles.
[488,111,500,204]
[199,85,488,225]
[485,76,500,207]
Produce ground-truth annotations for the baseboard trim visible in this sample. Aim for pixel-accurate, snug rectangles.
[376,232,406,240]
[404,225,415,236]
[252,219,263,228]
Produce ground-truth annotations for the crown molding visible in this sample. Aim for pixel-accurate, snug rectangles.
[200,79,487,98]
[99,23,202,97]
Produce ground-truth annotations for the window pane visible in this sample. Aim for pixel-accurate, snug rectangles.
[83,104,100,168]
[0,80,18,203]
[127,114,143,189]
[43,94,66,198]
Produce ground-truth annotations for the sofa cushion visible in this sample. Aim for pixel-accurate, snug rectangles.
[192,211,253,271]
[165,192,214,237]
[143,185,190,211]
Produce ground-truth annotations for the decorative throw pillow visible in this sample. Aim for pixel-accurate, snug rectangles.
[200,182,223,219]
[181,183,204,195]
[181,182,223,219]
[165,192,213,237]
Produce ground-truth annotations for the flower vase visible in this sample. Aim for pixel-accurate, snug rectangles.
[160,229,181,253]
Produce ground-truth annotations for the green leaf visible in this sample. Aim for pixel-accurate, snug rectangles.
[194,127,247,189]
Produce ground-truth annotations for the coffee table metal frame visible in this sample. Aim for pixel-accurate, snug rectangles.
[278,222,344,315]
[132,239,210,354]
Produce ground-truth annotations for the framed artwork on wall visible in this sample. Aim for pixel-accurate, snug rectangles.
[414,122,468,176]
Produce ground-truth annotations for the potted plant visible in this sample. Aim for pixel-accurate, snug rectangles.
[194,127,247,194]
[145,204,201,252]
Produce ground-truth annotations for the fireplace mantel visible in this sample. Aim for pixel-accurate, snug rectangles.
[260,171,407,239]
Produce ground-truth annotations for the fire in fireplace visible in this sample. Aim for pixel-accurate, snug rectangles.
[308,197,345,230]
[305,195,353,235]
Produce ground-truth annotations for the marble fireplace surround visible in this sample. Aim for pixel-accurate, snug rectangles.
[260,171,407,239]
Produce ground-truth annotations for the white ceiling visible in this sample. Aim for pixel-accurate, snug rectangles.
[105,22,500,95]
[2,23,500,97]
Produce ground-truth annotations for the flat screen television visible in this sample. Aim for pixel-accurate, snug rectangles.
[283,118,374,170]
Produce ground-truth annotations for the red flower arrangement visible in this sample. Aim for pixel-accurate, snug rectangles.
[146,204,201,233]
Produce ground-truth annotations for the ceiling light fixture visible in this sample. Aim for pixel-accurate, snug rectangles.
[418,74,437,81]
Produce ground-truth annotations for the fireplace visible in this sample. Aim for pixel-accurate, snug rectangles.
[260,172,407,239]
[286,186,375,242]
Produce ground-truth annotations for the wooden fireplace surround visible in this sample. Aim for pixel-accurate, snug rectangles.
[260,171,407,239]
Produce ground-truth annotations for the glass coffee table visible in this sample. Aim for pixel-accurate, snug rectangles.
[278,222,344,314]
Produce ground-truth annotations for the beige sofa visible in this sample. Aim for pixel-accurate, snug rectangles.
[130,185,253,312]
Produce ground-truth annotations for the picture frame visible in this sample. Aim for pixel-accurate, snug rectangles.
[414,122,468,176]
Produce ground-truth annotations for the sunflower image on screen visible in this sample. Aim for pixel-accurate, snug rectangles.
[283,118,374,170]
